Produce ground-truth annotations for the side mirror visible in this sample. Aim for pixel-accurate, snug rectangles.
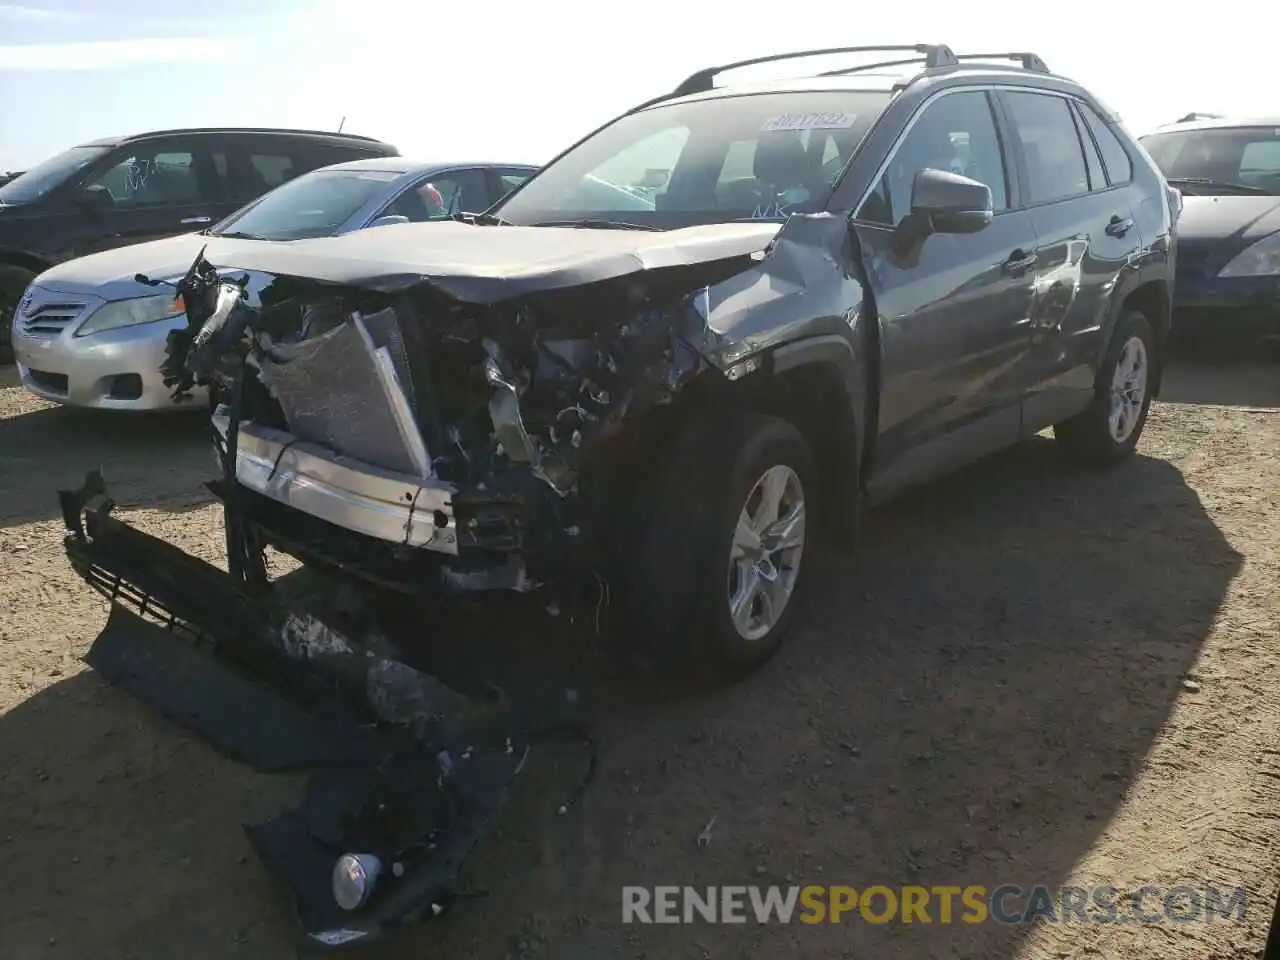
[73,184,113,210]
[368,214,410,229]
[908,168,993,235]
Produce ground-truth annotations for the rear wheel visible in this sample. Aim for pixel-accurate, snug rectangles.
[1054,309,1157,466]
[0,264,35,365]
[622,411,816,679]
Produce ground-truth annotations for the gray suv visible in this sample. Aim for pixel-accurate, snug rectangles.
[57,45,1176,949]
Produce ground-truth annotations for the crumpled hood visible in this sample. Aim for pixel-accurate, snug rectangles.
[35,232,270,301]
[201,219,785,304]
[1177,195,1280,247]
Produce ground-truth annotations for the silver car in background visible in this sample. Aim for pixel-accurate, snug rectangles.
[10,157,536,410]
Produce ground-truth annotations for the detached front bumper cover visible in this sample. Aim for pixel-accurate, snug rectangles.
[58,471,536,951]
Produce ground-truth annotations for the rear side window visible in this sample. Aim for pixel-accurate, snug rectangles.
[222,139,387,200]
[249,152,297,188]
[1077,103,1133,185]
[1070,103,1107,192]
[1003,91,1091,204]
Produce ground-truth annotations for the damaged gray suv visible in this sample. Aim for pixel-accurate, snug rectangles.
[58,44,1175,948]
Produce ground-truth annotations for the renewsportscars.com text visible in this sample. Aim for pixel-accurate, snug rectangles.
[622,884,1247,925]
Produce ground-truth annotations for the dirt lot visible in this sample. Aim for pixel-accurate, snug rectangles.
[1,357,1278,960]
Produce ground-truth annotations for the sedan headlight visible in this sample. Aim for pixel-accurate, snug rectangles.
[1217,232,1280,278]
[75,292,185,337]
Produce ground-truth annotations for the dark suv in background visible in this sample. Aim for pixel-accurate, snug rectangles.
[0,127,398,361]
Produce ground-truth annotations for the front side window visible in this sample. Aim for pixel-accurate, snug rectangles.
[859,90,1009,226]
[1003,91,1091,205]
[494,90,890,229]
[211,167,400,240]
[0,144,109,204]
[382,168,489,221]
[87,148,209,205]
[1140,126,1280,194]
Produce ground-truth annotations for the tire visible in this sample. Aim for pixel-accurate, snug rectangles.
[621,410,816,679]
[0,263,35,365]
[1054,309,1157,467]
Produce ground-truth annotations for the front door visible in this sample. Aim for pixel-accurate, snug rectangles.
[66,136,229,259]
[999,90,1144,428]
[851,88,1039,500]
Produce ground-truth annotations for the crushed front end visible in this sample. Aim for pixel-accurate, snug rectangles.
[57,222,789,947]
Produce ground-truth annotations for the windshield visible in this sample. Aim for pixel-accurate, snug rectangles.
[211,167,402,240]
[495,90,890,229]
[0,144,110,204]
[1140,126,1280,194]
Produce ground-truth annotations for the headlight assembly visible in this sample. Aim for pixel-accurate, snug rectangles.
[1217,231,1280,278]
[75,292,185,337]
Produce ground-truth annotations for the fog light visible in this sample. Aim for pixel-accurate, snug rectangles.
[333,853,382,911]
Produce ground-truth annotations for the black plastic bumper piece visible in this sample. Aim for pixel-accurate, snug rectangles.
[85,605,379,771]
[59,471,529,952]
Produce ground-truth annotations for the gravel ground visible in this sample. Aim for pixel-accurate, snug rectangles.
[1,357,1278,960]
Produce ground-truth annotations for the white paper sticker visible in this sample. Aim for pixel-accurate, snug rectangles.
[760,112,858,133]
[357,171,400,181]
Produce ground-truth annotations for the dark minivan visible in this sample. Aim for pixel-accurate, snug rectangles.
[0,127,398,360]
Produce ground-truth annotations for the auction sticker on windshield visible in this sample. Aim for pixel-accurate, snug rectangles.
[761,112,858,132]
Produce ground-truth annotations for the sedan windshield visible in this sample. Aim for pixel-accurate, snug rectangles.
[1140,126,1280,195]
[0,145,109,204]
[210,167,402,240]
[495,90,890,229]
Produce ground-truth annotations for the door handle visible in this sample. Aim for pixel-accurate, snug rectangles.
[180,216,212,225]
[1105,215,1134,238]
[1002,249,1037,276]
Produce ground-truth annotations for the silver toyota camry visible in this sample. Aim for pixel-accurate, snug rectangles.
[9,156,536,410]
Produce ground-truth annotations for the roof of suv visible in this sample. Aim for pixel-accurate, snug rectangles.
[75,127,395,151]
[636,44,1110,117]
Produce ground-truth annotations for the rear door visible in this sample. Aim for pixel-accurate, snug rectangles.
[67,135,230,256]
[850,88,1040,498]
[998,90,1142,428]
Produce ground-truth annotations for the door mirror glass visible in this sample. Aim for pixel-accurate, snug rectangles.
[909,167,993,234]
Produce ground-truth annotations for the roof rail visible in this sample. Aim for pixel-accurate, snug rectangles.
[949,51,1050,73]
[123,126,386,144]
[670,44,958,97]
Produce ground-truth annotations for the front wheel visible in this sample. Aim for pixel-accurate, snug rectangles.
[1054,309,1157,467]
[622,411,816,679]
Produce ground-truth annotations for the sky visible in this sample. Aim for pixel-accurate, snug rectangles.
[0,0,1276,173]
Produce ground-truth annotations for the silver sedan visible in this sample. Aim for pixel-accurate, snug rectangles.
[9,157,536,410]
